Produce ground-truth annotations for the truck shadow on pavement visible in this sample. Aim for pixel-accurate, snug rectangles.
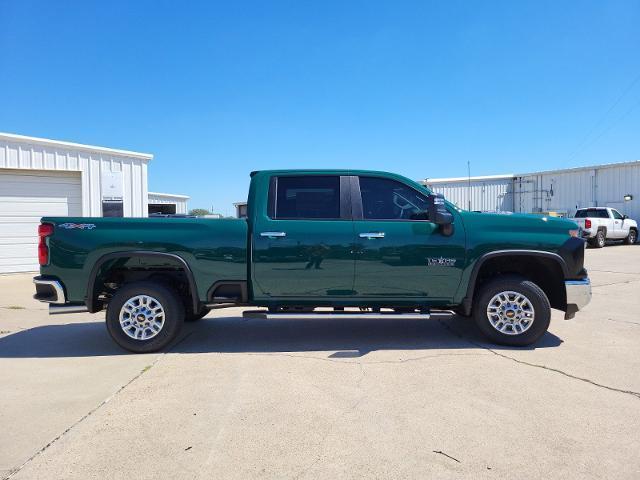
[0,315,562,358]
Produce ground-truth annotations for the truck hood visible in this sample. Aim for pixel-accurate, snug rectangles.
[458,210,585,279]
[460,211,579,234]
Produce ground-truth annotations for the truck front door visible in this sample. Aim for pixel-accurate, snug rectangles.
[610,208,629,239]
[251,175,355,299]
[351,175,466,302]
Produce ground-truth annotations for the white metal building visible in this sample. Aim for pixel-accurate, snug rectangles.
[148,192,190,215]
[422,160,640,221]
[0,132,187,273]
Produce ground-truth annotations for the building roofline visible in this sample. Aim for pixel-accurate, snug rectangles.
[514,159,640,177]
[421,173,515,184]
[0,132,153,160]
[421,159,640,184]
[148,191,190,199]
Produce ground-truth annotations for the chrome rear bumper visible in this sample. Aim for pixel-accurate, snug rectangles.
[33,276,66,304]
[564,278,592,319]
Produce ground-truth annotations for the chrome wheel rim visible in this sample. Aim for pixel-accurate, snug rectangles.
[486,290,535,335]
[119,295,165,341]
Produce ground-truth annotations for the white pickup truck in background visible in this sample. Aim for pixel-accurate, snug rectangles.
[573,207,638,248]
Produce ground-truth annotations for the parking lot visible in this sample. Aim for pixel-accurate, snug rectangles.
[1,245,639,480]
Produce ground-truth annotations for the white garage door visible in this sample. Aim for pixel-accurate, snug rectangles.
[0,170,82,273]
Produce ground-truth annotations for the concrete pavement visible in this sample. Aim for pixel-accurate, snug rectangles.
[1,245,639,479]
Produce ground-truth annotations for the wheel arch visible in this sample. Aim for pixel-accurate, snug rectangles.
[86,251,200,313]
[461,250,568,316]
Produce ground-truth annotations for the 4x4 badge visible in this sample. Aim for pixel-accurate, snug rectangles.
[427,257,456,267]
[58,223,96,230]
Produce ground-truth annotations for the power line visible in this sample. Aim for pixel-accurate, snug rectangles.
[567,71,640,162]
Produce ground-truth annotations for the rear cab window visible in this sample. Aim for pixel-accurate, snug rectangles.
[269,176,341,220]
[575,209,609,219]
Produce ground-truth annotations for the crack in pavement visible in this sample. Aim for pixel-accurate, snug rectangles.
[3,331,194,480]
[606,317,640,326]
[241,351,489,365]
[588,269,640,276]
[591,278,640,288]
[436,319,640,401]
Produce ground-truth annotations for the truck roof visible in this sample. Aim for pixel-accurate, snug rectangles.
[250,169,411,177]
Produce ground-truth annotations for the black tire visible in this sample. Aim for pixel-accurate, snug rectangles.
[106,281,185,353]
[624,229,637,245]
[594,230,606,248]
[473,275,551,347]
[186,306,211,322]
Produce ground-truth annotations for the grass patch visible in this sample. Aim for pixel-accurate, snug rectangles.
[7,305,25,310]
[141,365,153,374]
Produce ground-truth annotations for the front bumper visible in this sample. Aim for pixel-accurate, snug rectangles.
[564,278,592,319]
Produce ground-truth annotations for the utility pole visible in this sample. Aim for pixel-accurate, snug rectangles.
[467,161,472,210]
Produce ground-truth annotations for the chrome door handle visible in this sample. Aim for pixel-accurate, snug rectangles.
[260,231,287,238]
[359,232,385,239]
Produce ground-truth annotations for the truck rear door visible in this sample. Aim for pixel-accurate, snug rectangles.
[350,175,466,301]
[251,174,355,299]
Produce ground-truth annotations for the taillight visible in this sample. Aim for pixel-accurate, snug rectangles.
[38,223,54,265]
[585,219,592,229]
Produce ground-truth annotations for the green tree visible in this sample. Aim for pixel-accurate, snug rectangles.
[189,208,211,217]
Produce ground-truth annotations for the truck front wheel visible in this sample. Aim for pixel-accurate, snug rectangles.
[106,281,185,353]
[473,276,551,347]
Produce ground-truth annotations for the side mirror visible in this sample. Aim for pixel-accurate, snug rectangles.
[427,194,454,236]
[427,193,453,225]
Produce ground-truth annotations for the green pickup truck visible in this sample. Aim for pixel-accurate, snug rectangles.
[33,169,591,352]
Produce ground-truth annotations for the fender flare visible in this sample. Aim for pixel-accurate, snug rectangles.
[86,251,200,313]
[460,249,569,316]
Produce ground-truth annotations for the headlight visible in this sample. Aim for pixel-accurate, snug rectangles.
[569,229,579,237]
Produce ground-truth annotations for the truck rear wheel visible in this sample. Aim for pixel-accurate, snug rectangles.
[594,230,606,248]
[106,281,185,353]
[473,275,551,347]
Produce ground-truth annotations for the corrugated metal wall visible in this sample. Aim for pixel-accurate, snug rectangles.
[516,163,640,219]
[426,178,514,212]
[0,136,150,217]
[515,169,596,216]
[424,161,640,220]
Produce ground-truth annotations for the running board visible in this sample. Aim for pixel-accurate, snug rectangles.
[243,310,432,320]
[49,304,89,315]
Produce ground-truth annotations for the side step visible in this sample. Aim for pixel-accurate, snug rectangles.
[49,304,89,315]
[243,310,432,320]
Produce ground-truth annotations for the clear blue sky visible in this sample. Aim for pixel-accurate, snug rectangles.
[1,1,639,215]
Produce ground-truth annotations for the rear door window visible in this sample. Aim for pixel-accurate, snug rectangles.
[272,176,341,219]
